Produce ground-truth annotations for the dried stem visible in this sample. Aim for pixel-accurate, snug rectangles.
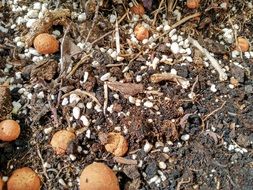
[188,37,228,81]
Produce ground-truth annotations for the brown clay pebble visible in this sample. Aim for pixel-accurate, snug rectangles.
[236,37,249,52]
[0,177,3,190]
[33,33,59,54]
[186,0,200,9]
[7,167,40,190]
[0,120,20,142]
[105,132,128,157]
[130,4,145,15]
[134,24,149,41]
[50,130,76,155]
[80,162,119,190]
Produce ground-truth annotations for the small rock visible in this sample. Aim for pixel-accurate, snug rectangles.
[181,134,190,141]
[143,141,153,153]
[72,107,80,119]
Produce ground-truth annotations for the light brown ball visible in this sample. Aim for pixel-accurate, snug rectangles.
[50,130,76,155]
[105,132,128,157]
[130,4,145,15]
[33,33,59,54]
[186,0,200,9]
[236,37,249,52]
[134,24,149,41]
[0,119,20,141]
[7,167,40,190]
[80,162,119,190]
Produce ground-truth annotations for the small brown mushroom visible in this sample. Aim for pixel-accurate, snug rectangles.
[105,132,128,157]
[7,167,40,190]
[236,37,249,52]
[33,33,59,54]
[80,162,119,190]
[134,24,149,41]
[0,119,20,142]
[130,4,145,15]
[50,130,76,155]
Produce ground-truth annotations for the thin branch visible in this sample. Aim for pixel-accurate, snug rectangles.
[188,37,228,81]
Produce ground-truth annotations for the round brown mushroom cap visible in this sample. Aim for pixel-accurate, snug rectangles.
[0,177,4,190]
[0,120,20,142]
[33,33,59,54]
[186,0,200,9]
[134,24,149,41]
[50,130,76,155]
[236,37,249,52]
[80,162,120,190]
[130,4,145,15]
[105,132,128,157]
[7,167,40,190]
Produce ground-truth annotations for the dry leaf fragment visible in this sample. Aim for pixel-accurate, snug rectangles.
[107,82,144,96]
[150,73,190,89]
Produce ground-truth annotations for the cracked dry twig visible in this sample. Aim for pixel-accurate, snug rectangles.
[188,37,228,81]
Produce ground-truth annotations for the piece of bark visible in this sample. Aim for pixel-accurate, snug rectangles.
[107,82,144,96]
[150,73,190,89]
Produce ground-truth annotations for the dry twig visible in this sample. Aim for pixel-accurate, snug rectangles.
[188,37,228,81]
[203,101,226,122]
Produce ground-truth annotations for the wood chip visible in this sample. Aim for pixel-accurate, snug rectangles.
[107,82,144,96]
[150,73,190,89]
[114,156,138,165]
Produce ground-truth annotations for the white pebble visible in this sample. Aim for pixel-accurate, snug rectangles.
[69,94,81,104]
[12,101,22,114]
[78,13,87,22]
[210,84,217,92]
[26,19,37,28]
[69,154,76,161]
[163,24,170,31]
[163,147,169,153]
[80,115,90,127]
[228,144,235,151]
[181,134,190,141]
[27,93,33,100]
[170,42,179,54]
[33,2,41,10]
[37,91,45,99]
[72,107,80,119]
[171,34,178,41]
[169,28,176,37]
[143,141,153,153]
[100,73,111,81]
[158,162,167,169]
[27,10,39,18]
[86,102,93,109]
[128,96,136,104]
[62,98,68,106]
[44,127,53,134]
[144,101,153,108]
[16,41,25,48]
[136,75,142,82]
[85,129,91,138]
[109,14,116,23]
[148,175,159,184]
